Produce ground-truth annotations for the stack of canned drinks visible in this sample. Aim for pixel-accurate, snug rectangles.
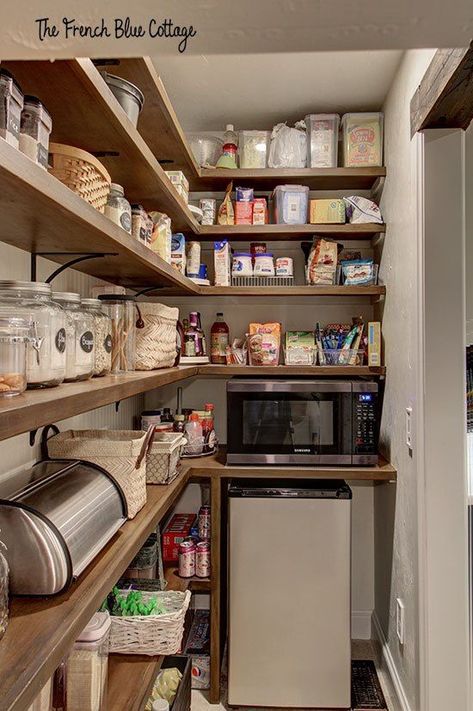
[178,505,211,579]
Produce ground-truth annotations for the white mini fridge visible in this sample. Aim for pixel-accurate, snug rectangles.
[228,479,352,709]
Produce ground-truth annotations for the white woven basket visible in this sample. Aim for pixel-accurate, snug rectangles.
[135,303,179,371]
[47,429,151,519]
[109,590,191,655]
[146,432,186,485]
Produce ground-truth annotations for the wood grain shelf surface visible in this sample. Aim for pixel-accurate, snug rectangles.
[165,565,211,593]
[198,364,386,376]
[108,655,164,711]
[2,59,200,233]
[199,285,385,297]
[197,166,386,191]
[0,477,190,711]
[198,223,385,239]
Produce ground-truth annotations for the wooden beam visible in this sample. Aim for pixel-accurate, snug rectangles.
[411,44,473,136]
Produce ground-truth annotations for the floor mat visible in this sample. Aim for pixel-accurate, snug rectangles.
[352,660,387,709]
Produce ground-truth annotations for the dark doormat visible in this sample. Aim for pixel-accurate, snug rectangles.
[352,660,387,710]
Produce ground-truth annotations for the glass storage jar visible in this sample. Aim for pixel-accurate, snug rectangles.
[0,281,66,388]
[0,539,8,640]
[98,295,136,373]
[0,315,30,396]
[52,293,94,382]
[81,299,112,377]
[104,183,132,233]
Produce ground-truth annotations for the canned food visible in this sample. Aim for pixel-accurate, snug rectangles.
[276,257,293,276]
[198,505,211,540]
[196,541,211,578]
[178,540,196,578]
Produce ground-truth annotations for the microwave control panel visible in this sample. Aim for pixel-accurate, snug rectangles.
[353,392,378,453]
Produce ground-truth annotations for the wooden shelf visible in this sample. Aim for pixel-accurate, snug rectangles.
[108,655,163,711]
[197,166,386,192]
[3,59,200,233]
[200,285,385,298]
[198,223,385,240]
[165,565,211,593]
[0,366,199,443]
[198,364,386,377]
[0,477,190,711]
[188,448,397,483]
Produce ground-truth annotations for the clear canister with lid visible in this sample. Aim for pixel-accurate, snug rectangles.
[104,183,132,234]
[0,69,23,148]
[19,95,52,168]
[52,292,94,382]
[66,611,111,711]
[0,315,31,396]
[98,295,136,373]
[81,299,112,377]
[0,281,66,388]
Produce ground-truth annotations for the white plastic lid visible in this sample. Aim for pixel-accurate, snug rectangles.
[225,124,234,132]
[77,611,111,643]
[152,700,170,711]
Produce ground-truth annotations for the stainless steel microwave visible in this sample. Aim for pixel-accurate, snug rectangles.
[227,379,379,466]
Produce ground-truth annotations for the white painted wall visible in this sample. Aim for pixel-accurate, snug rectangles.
[373,49,436,711]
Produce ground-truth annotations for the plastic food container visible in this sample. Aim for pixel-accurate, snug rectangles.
[0,69,23,148]
[305,114,340,168]
[67,612,111,711]
[232,253,253,276]
[273,185,309,224]
[254,254,275,276]
[0,315,31,396]
[52,292,95,382]
[188,134,223,167]
[19,96,52,168]
[341,112,383,167]
[320,349,364,366]
[101,72,144,127]
[238,130,270,168]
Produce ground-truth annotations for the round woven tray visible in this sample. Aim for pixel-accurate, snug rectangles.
[48,142,111,212]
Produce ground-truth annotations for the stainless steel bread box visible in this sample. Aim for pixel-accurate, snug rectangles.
[0,459,127,595]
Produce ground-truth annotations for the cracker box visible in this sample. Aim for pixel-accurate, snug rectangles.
[235,200,253,225]
[162,513,196,563]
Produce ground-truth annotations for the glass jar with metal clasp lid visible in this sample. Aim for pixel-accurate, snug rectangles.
[81,299,112,377]
[52,292,95,382]
[97,295,136,374]
[0,281,66,388]
[0,314,31,396]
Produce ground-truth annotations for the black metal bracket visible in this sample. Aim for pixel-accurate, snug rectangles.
[29,429,38,447]
[30,253,118,283]
[133,286,165,298]
[115,401,121,413]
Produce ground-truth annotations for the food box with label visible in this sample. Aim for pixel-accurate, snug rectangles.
[162,513,196,563]
[184,610,210,689]
[310,198,346,224]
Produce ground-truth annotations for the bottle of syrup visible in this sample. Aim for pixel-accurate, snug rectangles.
[210,312,229,364]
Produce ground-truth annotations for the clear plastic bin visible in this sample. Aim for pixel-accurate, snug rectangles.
[341,112,383,167]
[19,96,52,168]
[238,130,270,168]
[188,134,223,167]
[305,114,340,168]
[273,185,309,224]
[305,265,341,286]
[319,349,364,366]
[67,612,111,711]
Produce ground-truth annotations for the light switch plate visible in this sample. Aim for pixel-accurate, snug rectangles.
[406,406,413,450]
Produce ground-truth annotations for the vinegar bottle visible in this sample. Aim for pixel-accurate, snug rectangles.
[210,312,229,364]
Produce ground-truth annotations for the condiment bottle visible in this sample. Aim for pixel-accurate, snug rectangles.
[173,414,185,433]
[210,312,229,364]
[184,412,203,455]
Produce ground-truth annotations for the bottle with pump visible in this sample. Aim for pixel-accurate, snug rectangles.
[210,312,229,364]
[216,124,238,169]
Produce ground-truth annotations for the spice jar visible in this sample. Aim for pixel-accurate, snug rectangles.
[0,69,23,148]
[52,293,94,382]
[81,299,112,377]
[0,539,8,640]
[0,281,66,388]
[104,183,132,233]
[19,95,52,168]
[98,295,135,373]
[0,315,31,396]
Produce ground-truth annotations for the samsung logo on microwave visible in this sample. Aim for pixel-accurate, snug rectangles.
[294,448,311,453]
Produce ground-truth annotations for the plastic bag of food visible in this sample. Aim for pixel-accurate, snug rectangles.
[149,212,172,263]
[341,259,375,285]
[217,182,235,225]
[307,238,338,285]
[248,323,281,366]
[145,667,182,710]
[344,196,383,224]
[268,122,307,168]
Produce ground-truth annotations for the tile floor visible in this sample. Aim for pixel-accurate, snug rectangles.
[191,640,400,711]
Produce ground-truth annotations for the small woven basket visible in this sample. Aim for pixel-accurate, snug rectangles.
[146,432,186,485]
[48,142,111,212]
[46,429,152,518]
[109,590,191,655]
[135,303,179,371]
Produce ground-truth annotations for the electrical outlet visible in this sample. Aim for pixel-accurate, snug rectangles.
[405,407,413,450]
[396,598,405,644]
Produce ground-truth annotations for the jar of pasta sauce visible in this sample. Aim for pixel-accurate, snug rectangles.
[196,541,210,578]
[178,540,196,578]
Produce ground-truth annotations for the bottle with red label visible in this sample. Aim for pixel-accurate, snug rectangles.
[210,312,229,364]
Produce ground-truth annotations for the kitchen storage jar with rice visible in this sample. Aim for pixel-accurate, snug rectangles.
[81,299,112,377]
[52,293,94,382]
[98,295,136,373]
[0,281,66,388]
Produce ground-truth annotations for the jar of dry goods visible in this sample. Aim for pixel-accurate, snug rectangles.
[0,69,23,148]
[97,295,136,373]
[52,292,94,382]
[0,281,66,388]
[0,539,8,640]
[19,95,52,168]
[104,183,132,233]
[0,314,31,396]
[81,299,112,377]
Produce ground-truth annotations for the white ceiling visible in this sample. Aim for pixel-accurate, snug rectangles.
[154,50,404,132]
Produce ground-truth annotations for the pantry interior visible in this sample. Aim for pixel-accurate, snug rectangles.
[0,46,464,711]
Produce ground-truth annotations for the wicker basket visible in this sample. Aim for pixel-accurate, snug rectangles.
[135,303,179,371]
[109,590,191,655]
[147,432,186,485]
[46,429,153,519]
[49,142,111,212]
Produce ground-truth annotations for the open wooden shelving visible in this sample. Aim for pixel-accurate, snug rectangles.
[198,364,386,377]
[198,223,385,240]
[108,654,164,711]
[200,285,385,298]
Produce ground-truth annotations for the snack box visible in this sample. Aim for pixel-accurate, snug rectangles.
[252,197,268,225]
[310,198,346,224]
[184,610,210,689]
[368,321,381,366]
[165,170,190,192]
[162,513,196,563]
[235,201,253,225]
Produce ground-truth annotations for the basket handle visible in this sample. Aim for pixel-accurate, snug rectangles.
[135,425,156,469]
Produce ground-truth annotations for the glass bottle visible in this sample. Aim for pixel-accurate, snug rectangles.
[0,539,8,640]
[104,183,132,234]
[81,299,112,377]
[97,295,136,373]
[173,414,185,433]
[210,312,229,364]
[52,292,95,382]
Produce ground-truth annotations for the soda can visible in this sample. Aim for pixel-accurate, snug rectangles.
[198,505,211,540]
[196,541,211,578]
[178,540,196,578]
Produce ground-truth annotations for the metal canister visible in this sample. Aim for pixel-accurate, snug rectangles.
[198,505,211,540]
[178,540,196,578]
[196,541,211,578]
